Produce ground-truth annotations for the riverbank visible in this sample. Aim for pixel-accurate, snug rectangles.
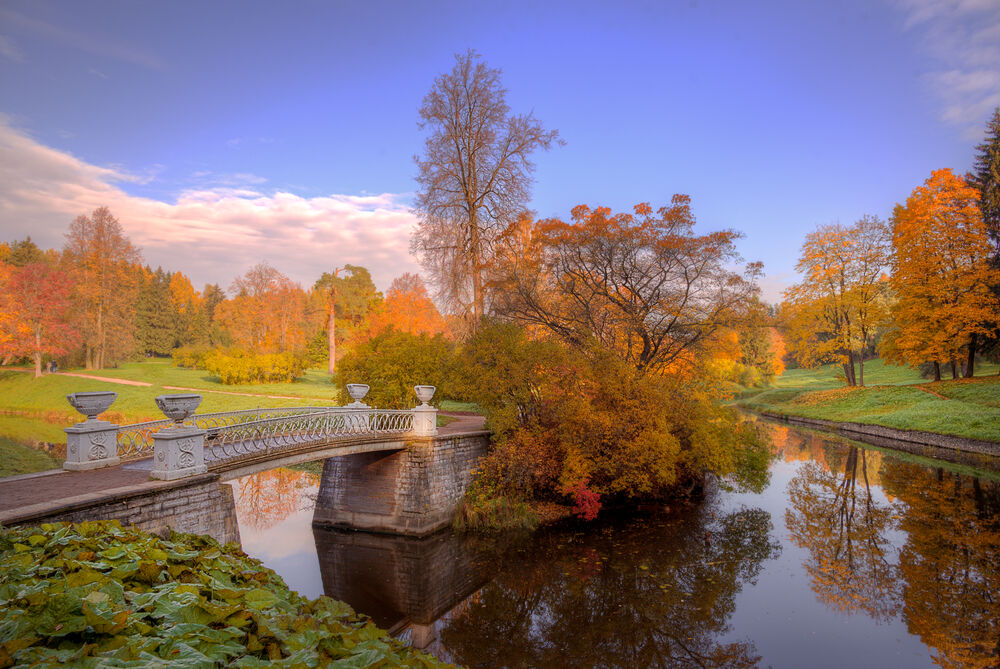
[737,373,1000,445]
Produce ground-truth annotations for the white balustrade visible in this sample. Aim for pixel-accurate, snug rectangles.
[62,382,443,477]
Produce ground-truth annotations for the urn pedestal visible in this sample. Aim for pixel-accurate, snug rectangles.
[63,421,121,470]
[150,426,208,480]
[63,391,121,471]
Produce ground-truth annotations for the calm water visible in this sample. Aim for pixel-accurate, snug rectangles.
[229,420,1000,668]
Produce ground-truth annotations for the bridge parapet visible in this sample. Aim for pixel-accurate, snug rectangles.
[62,384,440,478]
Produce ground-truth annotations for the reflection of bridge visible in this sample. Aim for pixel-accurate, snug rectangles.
[0,388,489,541]
[313,526,487,652]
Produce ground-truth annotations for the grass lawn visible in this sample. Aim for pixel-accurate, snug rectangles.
[0,366,340,426]
[71,360,341,400]
[0,437,59,477]
[738,359,1000,443]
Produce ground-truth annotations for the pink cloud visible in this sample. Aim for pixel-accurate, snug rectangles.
[0,121,421,291]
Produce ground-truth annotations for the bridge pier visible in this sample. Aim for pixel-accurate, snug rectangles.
[312,433,489,536]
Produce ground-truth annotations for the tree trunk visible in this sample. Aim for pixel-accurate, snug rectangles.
[950,360,959,379]
[469,217,483,326]
[843,352,856,386]
[33,327,42,378]
[858,353,865,387]
[95,301,104,370]
[327,293,336,375]
[965,333,977,378]
[933,362,941,382]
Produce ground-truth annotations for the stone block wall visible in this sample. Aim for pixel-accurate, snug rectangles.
[10,475,241,545]
[313,432,489,536]
[313,526,486,631]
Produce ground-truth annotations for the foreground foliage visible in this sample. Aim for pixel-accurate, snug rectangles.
[0,521,450,668]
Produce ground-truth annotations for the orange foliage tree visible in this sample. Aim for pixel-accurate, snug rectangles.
[882,169,1000,379]
[216,262,313,353]
[62,207,143,369]
[0,262,80,376]
[363,273,448,340]
[494,197,761,376]
[784,215,890,386]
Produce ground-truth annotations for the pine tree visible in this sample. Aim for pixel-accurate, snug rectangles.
[134,268,178,356]
[968,107,1000,371]
[970,107,1000,260]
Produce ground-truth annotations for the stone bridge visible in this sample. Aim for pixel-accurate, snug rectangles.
[0,385,489,541]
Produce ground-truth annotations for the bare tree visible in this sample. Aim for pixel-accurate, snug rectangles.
[412,50,562,323]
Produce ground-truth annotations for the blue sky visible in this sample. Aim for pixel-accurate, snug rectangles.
[1,0,997,298]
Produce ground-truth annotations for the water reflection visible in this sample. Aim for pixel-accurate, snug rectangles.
[230,422,1000,668]
[313,527,487,655]
[786,446,899,621]
[883,461,1000,668]
[439,504,781,668]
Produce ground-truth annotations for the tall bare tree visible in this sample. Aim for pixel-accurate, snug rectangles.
[412,50,561,323]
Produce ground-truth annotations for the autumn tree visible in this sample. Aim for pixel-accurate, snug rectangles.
[62,207,142,369]
[784,215,890,386]
[216,262,311,353]
[882,169,1000,379]
[494,198,761,376]
[363,273,448,340]
[0,262,80,376]
[412,50,561,323]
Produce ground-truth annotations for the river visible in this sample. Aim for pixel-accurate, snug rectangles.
[226,419,1000,667]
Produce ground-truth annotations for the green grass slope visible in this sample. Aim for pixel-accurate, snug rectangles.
[739,360,1000,443]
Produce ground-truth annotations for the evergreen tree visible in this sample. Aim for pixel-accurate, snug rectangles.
[968,107,1000,369]
[134,268,178,356]
[7,237,46,266]
[970,107,1000,261]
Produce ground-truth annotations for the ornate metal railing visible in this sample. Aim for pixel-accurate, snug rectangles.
[203,408,415,464]
[115,406,334,459]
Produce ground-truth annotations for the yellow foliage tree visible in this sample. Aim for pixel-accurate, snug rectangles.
[882,169,1000,379]
[784,215,890,386]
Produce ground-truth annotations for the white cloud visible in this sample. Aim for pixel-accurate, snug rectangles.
[0,122,421,291]
[0,35,23,62]
[892,0,1000,136]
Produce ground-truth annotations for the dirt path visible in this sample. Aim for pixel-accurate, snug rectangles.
[915,385,948,399]
[161,385,336,402]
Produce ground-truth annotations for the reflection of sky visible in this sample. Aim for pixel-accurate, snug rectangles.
[718,459,933,668]
[226,475,325,600]
[229,437,976,667]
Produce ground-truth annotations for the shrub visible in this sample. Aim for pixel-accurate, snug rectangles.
[204,349,306,384]
[333,328,454,408]
[453,475,539,533]
[451,320,771,511]
[171,344,213,369]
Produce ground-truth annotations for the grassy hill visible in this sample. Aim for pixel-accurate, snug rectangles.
[738,359,1000,443]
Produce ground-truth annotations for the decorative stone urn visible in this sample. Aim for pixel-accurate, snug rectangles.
[414,385,436,406]
[64,392,120,471]
[346,383,370,404]
[155,394,202,425]
[411,385,437,437]
[151,394,207,481]
[66,391,118,423]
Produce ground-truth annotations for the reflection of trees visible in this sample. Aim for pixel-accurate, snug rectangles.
[234,468,319,531]
[786,446,899,621]
[440,504,780,668]
[881,462,1000,669]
